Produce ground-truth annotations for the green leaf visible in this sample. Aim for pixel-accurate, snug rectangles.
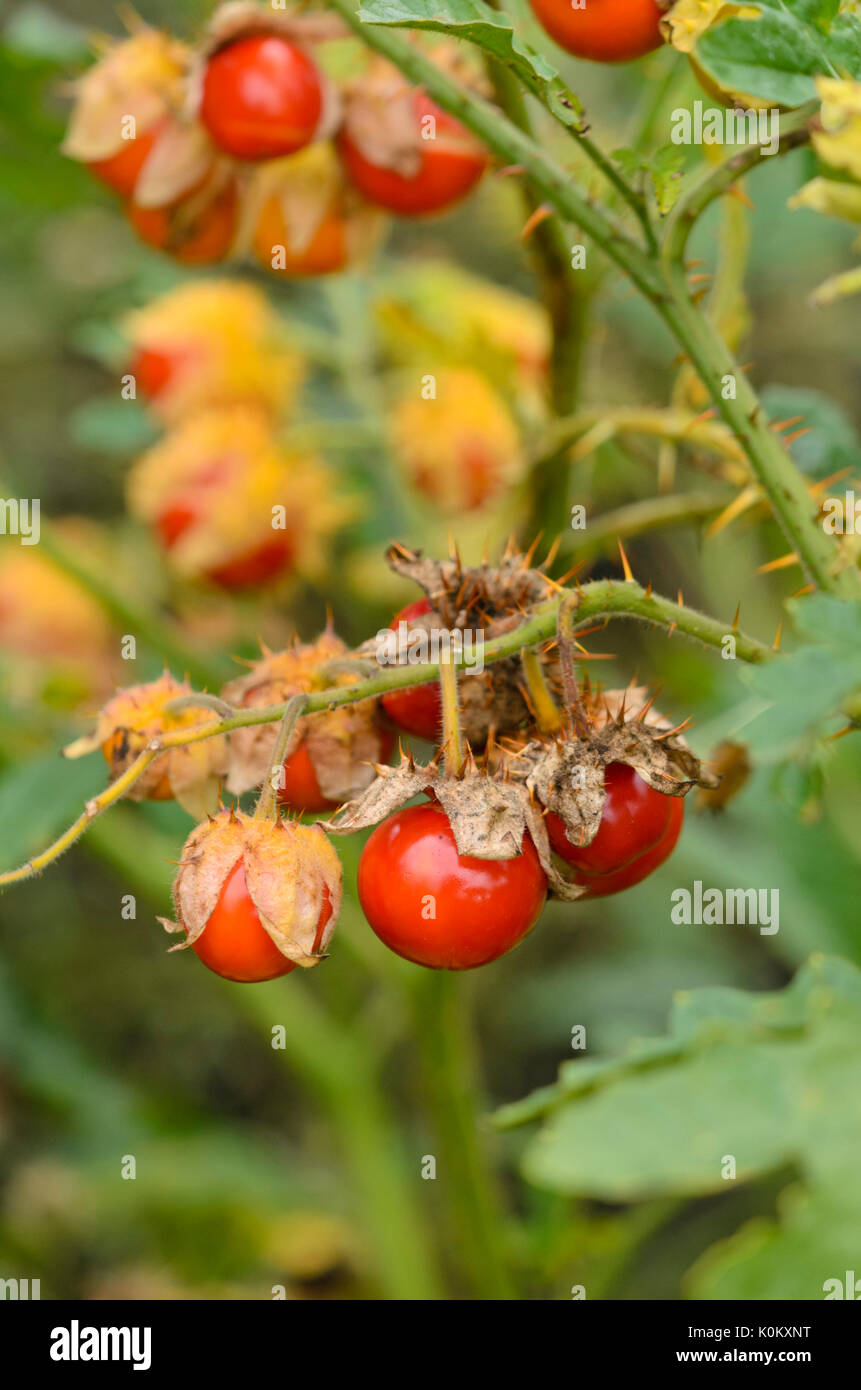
[694,0,861,107]
[500,956,861,1297]
[356,0,582,126]
[732,594,861,760]
[613,145,686,216]
[760,385,861,479]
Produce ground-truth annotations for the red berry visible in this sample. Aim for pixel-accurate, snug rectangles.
[278,728,395,814]
[205,533,295,590]
[200,36,323,161]
[339,93,486,216]
[528,0,664,62]
[88,122,161,197]
[253,196,350,277]
[192,856,332,982]
[358,802,547,969]
[154,498,295,590]
[380,598,445,742]
[546,761,684,897]
[128,179,238,264]
[130,345,183,400]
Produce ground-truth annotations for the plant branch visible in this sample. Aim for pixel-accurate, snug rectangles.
[0,580,773,890]
[326,11,855,594]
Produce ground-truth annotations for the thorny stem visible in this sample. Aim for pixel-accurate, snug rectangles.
[439,649,465,776]
[165,693,235,719]
[538,407,748,480]
[254,694,309,822]
[325,7,858,596]
[556,594,590,738]
[0,580,773,889]
[562,489,735,565]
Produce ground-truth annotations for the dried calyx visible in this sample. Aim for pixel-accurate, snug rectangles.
[222,629,389,803]
[339,51,488,177]
[64,671,227,819]
[360,541,563,746]
[518,682,719,855]
[327,752,583,901]
[162,806,342,967]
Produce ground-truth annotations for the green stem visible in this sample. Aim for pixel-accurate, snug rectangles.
[484,55,588,534]
[327,11,854,595]
[0,582,773,888]
[563,489,735,564]
[254,694,308,821]
[410,971,516,1298]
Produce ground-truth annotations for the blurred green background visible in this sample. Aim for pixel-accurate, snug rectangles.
[1,0,860,1301]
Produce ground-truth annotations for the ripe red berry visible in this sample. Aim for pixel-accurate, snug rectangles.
[130,345,183,400]
[87,122,162,197]
[546,761,683,897]
[154,496,295,590]
[200,36,324,160]
[253,196,350,277]
[192,857,333,983]
[358,802,547,969]
[528,0,664,63]
[128,179,238,264]
[380,598,444,742]
[339,92,486,216]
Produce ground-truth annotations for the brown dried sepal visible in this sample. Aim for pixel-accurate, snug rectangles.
[161,807,342,968]
[523,691,719,852]
[696,740,751,813]
[327,755,583,901]
[222,632,389,803]
[62,29,190,164]
[357,541,563,746]
[340,54,487,178]
[64,672,228,819]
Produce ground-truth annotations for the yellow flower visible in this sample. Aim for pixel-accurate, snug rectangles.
[811,77,861,182]
[660,1,759,53]
[124,279,305,425]
[0,529,117,707]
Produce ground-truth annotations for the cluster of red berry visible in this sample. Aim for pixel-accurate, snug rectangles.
[63,8,489,273]
[75,546,712,981]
